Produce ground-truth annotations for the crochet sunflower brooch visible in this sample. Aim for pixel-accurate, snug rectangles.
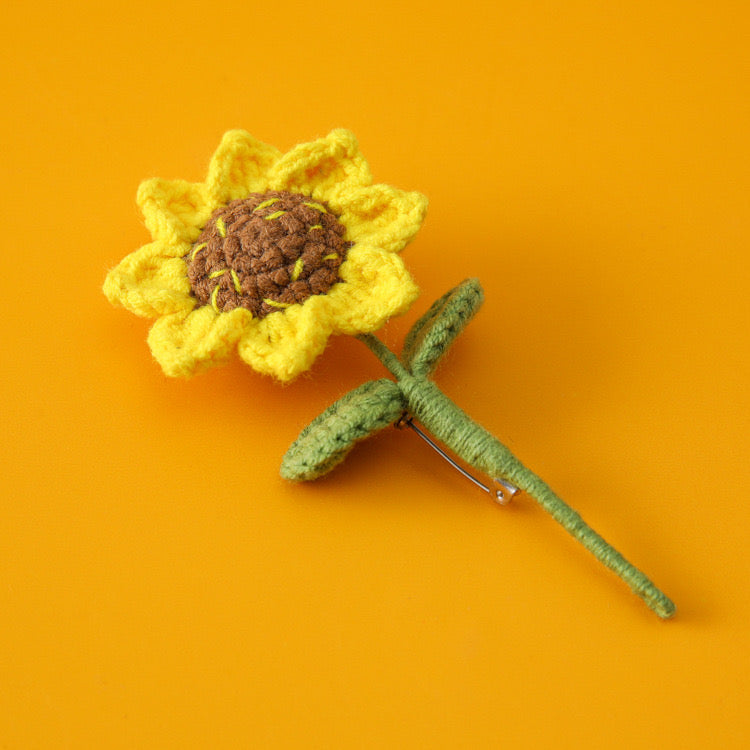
[104,129,675,619]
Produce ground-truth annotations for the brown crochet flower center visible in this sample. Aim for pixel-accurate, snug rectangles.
[186,191,350,318]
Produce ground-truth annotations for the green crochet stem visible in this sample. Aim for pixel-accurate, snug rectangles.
[358,332,676,620]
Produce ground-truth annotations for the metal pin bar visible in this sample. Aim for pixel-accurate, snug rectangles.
[397,415,519,505]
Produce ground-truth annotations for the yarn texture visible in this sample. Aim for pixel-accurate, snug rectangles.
[282,279,676,619]
[103,132,675,620]
[186,192,351,318]
[402,278,485,376]
[103,129,427,381]
[281,379,405,481]
[282,279,486,481]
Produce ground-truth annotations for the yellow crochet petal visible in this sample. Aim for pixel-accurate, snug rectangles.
[238,296,333,382]
[147,306,252,377]
[107,130,426,382]
[137,178,213,245]
[206,130,281,203]
[103,241,194,318]
[334,184,428,253]
[326,244,420,333]
[267,129,372,200]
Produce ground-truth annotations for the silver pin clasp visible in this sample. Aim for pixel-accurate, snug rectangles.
[493,478,519,506]
[396,413,519,505]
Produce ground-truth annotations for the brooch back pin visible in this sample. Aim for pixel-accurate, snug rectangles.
[104,129,675,619]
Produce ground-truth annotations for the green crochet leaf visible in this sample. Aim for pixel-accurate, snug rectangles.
[401,278,484,376]
[280,378,406,481]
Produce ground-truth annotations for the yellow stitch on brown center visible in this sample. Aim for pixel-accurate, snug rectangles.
[186,192,349,320]
[291,258,304,281]
[253,198,280,211]
[302,202,327,214]
[211,284,221,312]
[230,269,242,293]
[191,242,207,260]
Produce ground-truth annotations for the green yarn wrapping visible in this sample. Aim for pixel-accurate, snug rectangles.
[397,375,676,619]
[402,278,484,376]
[282,279,483,483]
[280,278,676,618]
[281,379,405,481]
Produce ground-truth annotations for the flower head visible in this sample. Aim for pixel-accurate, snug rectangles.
[104,130,427,381]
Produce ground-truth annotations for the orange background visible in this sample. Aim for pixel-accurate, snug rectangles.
[2,1,749,747]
